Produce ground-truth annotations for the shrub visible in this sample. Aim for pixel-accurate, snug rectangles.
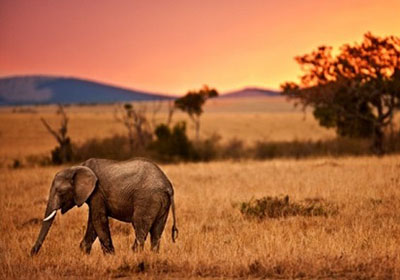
[25,155,52,166]
[253,141,280,159]
[191,133,221,162]
[50,139,73,164]
[10,159,22,169]
[239,195,338,220]
[73,135,133,161]
[221,138,246,160]
[150,122,195,161]
[251,137,382,160]
[386,131,400,152]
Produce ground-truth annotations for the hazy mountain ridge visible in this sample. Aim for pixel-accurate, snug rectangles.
[0,76,173,106]
[0,76,280,106]
[220,87,280,98]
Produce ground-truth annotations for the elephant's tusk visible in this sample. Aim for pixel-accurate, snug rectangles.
[43,210,57,221]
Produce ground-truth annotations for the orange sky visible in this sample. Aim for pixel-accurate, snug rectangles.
[0,0,399,95]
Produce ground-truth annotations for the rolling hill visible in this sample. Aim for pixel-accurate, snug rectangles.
[220,87,280,98]
[0,76,173,106]
[0,75,281,106]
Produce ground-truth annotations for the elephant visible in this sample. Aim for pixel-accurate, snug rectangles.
[30,157,178,256]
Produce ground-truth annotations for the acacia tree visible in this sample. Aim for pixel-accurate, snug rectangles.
[282,32,400,154]
[174,85,218,140]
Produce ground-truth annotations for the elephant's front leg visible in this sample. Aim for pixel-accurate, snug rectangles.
[90,196,115,254]
[79,209,97,254]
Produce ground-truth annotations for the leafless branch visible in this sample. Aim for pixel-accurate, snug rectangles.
[40,118,62,143]
[114,103,152,152]
[166,100,175,126]
[40,105,69,144]
[149,100,162,130]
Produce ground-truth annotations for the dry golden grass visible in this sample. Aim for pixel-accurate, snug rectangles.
[1,98,400,279]
[1,156,400,279]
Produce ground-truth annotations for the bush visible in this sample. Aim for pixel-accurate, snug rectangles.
[239,195,338,220]
[25,154,52,166]
[10,159,22,169]
[253,141,280,159]
[50,138,73,164]
[251,137,381,160]
[191,133,221,161]
[150,122,195,161]
[73,135,133,161]
[221,138,246,160]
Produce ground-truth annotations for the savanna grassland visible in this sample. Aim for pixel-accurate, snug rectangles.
[1,97,400,279]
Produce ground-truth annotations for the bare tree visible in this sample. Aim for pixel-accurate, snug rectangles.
[166,100,175,127]
[149,100,162,131]
[147,99,177,130]
[149,99,176,130]
[114,103,152,153]
[41,105,73,164]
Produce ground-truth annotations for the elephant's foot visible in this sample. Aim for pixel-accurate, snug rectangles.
[150,245,160,253]
[101,247,115,255]
[30,245,41,256]
[79,241,92,255]
[132,240,138,252]
[150,240,160,253]
[101,243,115,255]
[132,239,144,252]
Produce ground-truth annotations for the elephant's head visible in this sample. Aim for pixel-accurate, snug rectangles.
[30,166,97,256]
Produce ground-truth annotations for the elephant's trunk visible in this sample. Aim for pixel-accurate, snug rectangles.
[30,189,59,256]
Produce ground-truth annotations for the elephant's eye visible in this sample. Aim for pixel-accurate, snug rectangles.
[57,189,66,195]
[57,184,70,194]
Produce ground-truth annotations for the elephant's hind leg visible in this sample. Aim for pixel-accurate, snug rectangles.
[131,218,151,252]
[80,209,98,254]
[150,210,169,252]
[131,206,158,252]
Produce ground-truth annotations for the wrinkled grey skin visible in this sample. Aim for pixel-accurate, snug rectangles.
[30,158,178,256]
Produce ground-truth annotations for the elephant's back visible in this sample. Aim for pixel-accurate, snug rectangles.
[85,157,172,191]
[114,158,168,182]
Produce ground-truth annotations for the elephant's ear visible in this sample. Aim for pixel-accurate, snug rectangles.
[71,166,98,207]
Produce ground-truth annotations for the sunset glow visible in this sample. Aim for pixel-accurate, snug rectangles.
[1,0,399,95]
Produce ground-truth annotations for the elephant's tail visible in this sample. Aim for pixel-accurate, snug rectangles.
[170,192,178,243]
